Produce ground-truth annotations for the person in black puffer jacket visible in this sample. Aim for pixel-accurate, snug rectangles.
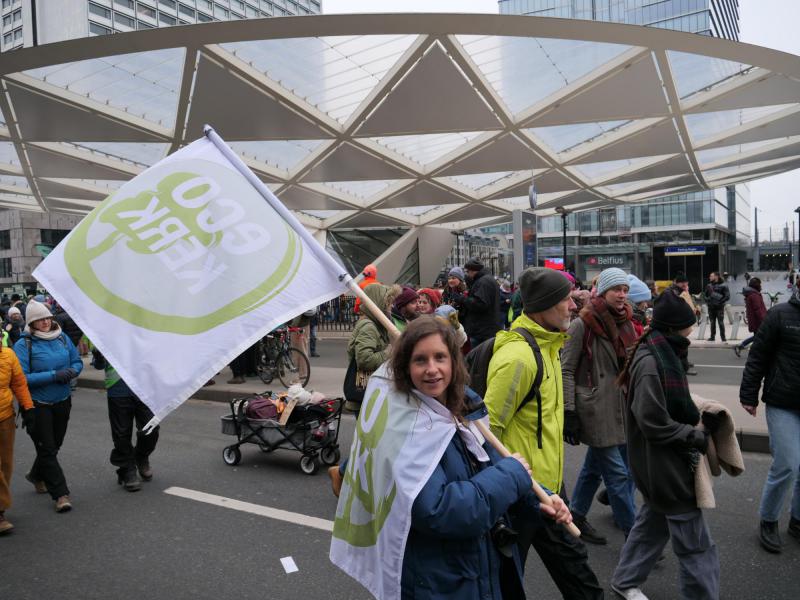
[739,286,800,553]
[704,272,730,342]
[52,304,83,348]
[451,258,500,347]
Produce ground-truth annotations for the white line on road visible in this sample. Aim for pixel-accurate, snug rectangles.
[693,365,744,369]
[164,486,334,532]
[280,557,299,574]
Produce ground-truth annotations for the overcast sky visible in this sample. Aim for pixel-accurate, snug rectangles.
[324,0,800,236]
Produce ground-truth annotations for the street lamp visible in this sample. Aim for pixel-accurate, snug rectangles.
[795,206,800,280]
[555,207,571,271]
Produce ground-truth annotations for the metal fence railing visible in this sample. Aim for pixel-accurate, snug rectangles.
[316,295,357,333]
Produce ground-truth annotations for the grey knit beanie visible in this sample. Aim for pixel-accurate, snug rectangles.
[519,267,572,314]
[597,268,629,296]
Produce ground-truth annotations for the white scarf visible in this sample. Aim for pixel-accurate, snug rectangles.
[26,322,64,341]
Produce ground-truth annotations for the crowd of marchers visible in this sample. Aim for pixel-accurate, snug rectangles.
[330,259,799,600]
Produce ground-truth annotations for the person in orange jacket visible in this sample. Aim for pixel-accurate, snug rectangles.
[353,263,379,315]
[0,344,34,534]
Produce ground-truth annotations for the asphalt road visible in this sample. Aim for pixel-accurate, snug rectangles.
[1,388,798,600]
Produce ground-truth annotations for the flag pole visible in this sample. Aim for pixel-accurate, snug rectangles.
[202,125,399,338]
[204,127,574,534]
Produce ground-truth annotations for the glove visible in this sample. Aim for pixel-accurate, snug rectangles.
[90,348,106,370]
[701,411,722,435]
[449,294,464,309]
[53,368,78,384]
[563,410,581,446]
[21,408,36,434]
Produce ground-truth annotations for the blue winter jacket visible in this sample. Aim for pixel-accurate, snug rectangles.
[401,435,535,600]
[13,331,82,404]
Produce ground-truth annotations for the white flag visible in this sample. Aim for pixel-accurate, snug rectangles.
[34,133,348,422]
[330,364,461,600]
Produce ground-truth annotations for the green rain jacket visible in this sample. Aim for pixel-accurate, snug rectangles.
[484,313,568,493]
[347,283,392,374]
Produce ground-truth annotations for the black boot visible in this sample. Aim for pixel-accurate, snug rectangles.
[760,520,782,553]
[789,517,800,541]
[573,514,607,545]
[118,469,141,492]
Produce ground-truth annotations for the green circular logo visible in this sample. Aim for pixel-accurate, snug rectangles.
[64,159,301,334]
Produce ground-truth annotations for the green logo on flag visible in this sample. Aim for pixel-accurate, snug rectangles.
[63,159,301,334]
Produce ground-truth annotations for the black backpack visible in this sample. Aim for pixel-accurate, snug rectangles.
[466,327,545,449]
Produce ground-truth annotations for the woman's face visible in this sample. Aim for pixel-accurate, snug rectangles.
[409,333,452,402]
[417,294,433,314]
[447,276,461,289]
[31,317,52,332]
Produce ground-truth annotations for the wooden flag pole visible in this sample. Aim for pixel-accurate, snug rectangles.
[351,283,579,538]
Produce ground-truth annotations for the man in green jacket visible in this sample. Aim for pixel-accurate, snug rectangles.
[485,267,603,600]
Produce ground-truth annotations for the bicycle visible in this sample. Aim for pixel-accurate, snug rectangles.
[256,326,311,388]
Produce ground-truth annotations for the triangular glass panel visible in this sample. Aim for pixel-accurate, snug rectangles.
[703,155,800,182]
[0,175,30,193]
[696,139,790,166]
[229,140,326,172]
[667,51,753,100]
[24,48,185,128]
[319,179,400,200]
[298,210,343,220]
[394,205,442,217]
[220,35,417,124]
[442,171,516,191]
[68,142,169,167]
[528,120,630,154]
[0,193,39,208]
[0,142,21,169]
[569,158,647,181]
[456,35,632,115]
[686,104,797,144]
[367,132,484,165]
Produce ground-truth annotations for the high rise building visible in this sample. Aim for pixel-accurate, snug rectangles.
[0,0,321,291]
[498,0,750,287]
[2,0,320,52]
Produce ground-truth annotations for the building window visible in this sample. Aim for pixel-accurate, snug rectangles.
[114,0,135,8]
[0,258,11,278]
[159,0,176,9]
[88,2,111,19]
[115,12,135,27]
[2,15,10,27]
[3,32,11,45]
[1,0,11,9]
[197,12,212,21]
[0,230,10,250]
[89,22,111,35]
[137,4,156,19]
[159,12,176,25]
[197,0,213,12]
[40,229,70,247]
[13,26,21,40]
[178,3,195,18]
[12,7,20,22]
[214,4,229,18]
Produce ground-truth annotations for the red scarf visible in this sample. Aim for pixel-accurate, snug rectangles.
[580,296,637,365]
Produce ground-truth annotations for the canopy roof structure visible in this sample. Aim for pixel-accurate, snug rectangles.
[2,13,800,231]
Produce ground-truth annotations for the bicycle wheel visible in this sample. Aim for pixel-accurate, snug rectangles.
[256,341,274,384]
[277,348,310,388]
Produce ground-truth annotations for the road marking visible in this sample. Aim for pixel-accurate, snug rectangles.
[693,365,744,369]
[164,486,334,532]
[280,557,299,574]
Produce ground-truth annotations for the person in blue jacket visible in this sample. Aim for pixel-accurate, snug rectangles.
[13,299,82,513]
[391,317,572,599]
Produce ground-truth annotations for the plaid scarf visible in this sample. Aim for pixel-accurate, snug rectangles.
[644,328,699,426]
[580,296,637,366]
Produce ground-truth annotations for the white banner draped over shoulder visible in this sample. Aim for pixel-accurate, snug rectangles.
[330,363,458,600]
[33,135,347,422]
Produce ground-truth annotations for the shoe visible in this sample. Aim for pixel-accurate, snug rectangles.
[706,337,715,342]
[686,368,698,376]
[226,376,246,384]
[136,460,153,481]
[760,520,782,553]
[55,496,72,513]
[328,466,343,498]
[596,488,610,506]
[310,352,320,358]
[117,470,141,492]
[0,512,13,534]
[611,583,649,600]
[721,338,727,343]
[572,515,607,545]
[734,346,742,358]
[25,472,47,494]
[344,400,362,414]
[788,517,800,541]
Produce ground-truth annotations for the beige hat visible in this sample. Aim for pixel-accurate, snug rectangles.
[25,299,53,327]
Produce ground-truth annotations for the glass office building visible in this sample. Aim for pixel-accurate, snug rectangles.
[498,0,749,289]
[1,0,320,52]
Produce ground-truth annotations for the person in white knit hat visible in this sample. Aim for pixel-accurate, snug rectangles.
[13,300,82,513]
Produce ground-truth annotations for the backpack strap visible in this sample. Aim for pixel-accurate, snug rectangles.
[511,327,545,449]
[26,335,32,372]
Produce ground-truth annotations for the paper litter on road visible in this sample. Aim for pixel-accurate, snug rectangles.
[280,556,298,574]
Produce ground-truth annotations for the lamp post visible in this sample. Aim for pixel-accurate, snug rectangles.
[555,207,570,271]
[795,207,800,281]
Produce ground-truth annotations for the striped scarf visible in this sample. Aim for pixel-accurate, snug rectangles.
[644,328,699,426]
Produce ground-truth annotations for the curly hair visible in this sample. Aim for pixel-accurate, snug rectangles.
[390,316,467,415]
